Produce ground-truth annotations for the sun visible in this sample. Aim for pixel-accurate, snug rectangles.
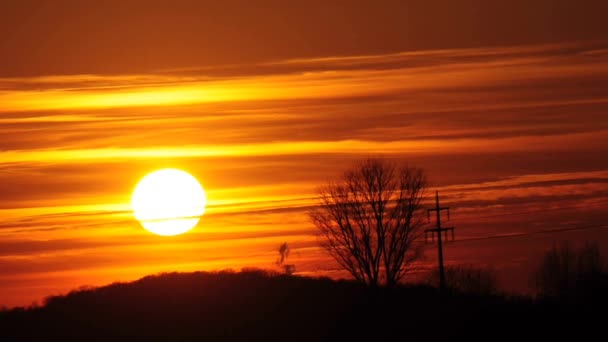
[131,168,207,236]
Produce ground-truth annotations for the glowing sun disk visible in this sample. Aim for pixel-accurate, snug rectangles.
[131,169,206,236]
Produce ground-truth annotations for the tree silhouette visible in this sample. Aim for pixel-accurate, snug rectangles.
[277,242,290,265]
[309,158,427,287]
[276,242,295,275]
[427,265,499,296]
[534,242,606,300]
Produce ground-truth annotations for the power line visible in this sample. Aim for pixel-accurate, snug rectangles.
[449,202,608,221]
[452,223,608,243]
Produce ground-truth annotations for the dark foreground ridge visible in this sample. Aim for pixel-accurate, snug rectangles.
[0,269,604,341]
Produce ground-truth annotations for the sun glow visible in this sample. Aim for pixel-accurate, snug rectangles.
[131,169,207,236]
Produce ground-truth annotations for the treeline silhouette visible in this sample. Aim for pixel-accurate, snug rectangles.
[534,242,607,300]
[1,265,606,341]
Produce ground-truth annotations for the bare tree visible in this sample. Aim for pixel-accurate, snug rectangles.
[534,242,606,299]
[276,242,296,275]
[276,242,290,265]
[309,158,427,287]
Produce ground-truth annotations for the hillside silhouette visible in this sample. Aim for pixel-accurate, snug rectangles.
[1,269,605,341]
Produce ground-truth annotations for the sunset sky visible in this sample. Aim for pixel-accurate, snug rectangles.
[1,0,608,308]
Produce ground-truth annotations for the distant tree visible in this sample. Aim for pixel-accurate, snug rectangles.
[277,242,290,265]
[309,158,427,287]
[534,242,606,300]
[276,242,296,275]
[427,265,499,296]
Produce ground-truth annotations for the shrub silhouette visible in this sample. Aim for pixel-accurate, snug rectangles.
[427,265,499,296]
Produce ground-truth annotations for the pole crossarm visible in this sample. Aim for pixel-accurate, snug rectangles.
[424,226,455,243]
[426,191,456,293]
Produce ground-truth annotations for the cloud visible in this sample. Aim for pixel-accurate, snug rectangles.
[2,41,608,307]
[2,1,608,78]
[0,42,607,164]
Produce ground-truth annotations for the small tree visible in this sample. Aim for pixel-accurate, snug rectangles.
[309,158,427,287]
[276,242,296,275]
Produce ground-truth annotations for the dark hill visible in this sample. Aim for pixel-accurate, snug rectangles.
[0,269,603,341]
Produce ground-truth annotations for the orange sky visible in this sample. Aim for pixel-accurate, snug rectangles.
[1,1,608,308]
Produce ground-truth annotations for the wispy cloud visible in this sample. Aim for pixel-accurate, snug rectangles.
[1,41,608,307]
[1,41,607,112]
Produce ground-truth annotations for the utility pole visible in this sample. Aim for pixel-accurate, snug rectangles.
[425,191,455,293]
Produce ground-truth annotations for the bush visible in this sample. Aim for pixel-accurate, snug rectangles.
[427,265,499,296]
